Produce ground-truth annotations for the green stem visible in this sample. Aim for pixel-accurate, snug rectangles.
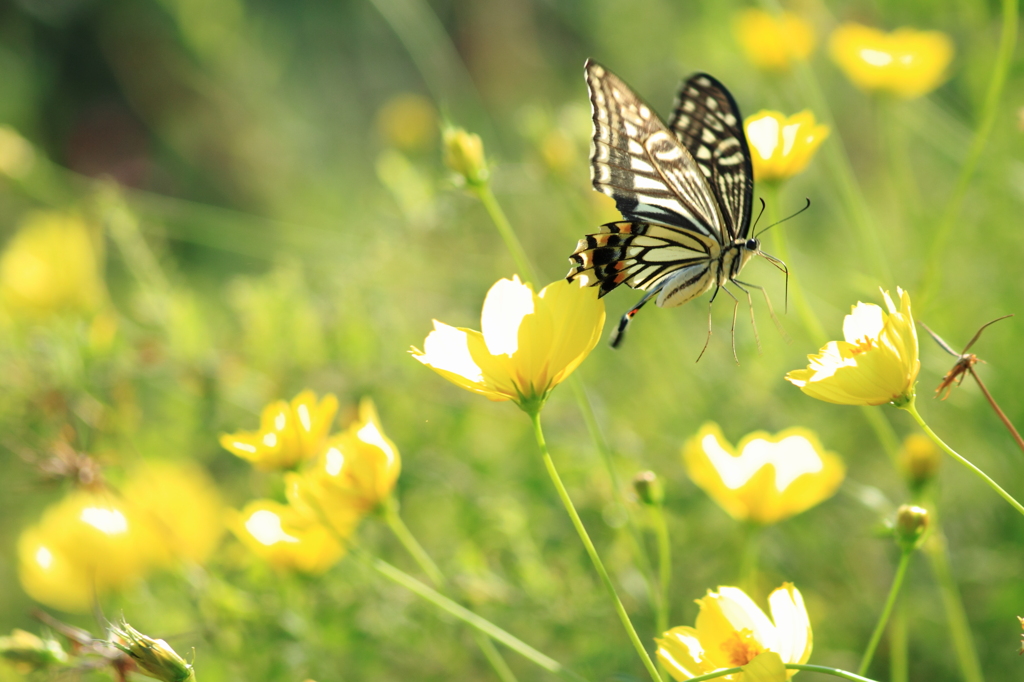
[684,664,880,682]
[528,410,663,682]
[858,548,913,676]
[787,664,882,682]
[889,598,908,682]
[383,498,446,587]
[921,0,1019,302]
[652,502,672,638]
[901,398,1024,517]
[471,183,539,286]
[363,551,587,682]
[383,499,520,682]
[923,521,986,682]
[737,522,761,595]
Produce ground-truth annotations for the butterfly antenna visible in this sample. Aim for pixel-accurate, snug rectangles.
[749,197,767,234]
[610,289,659,348]
[755,198,811,240]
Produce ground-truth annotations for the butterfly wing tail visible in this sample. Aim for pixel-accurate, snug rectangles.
[609,288,660,348]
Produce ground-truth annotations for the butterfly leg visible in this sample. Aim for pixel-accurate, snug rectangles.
[730,279,762,354]
[694,285,722,363]
[610,288,660,348]
[734,278,789,343]
[717,285,742,365]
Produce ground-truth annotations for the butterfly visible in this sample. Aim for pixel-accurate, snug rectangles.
[566,60,787,359]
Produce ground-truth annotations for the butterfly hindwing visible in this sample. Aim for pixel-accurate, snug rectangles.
[585,61,727,245]
[668,73,754,240]
[568,221,715,297]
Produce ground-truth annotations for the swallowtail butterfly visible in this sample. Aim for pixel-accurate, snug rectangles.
[567,60,786,358]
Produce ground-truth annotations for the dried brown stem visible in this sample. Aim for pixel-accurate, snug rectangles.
[968,366,1024,455]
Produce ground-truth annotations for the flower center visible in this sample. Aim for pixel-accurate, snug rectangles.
[720,629,765,667]
[849,335,877,355]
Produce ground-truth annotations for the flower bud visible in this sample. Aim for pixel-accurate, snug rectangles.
[0,629,68,673]
[898,434,941,490]
[110,620,195,682]
[443,126,488,186]
[633,470,664,506]
[894,504,929,551]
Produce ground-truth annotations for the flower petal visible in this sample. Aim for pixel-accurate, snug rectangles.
[480,276,534,356]
[656,627,712,681]
[768,583,812,665]
[412,322,510,401]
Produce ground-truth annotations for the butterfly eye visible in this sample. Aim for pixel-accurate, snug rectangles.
[746,238,760,251]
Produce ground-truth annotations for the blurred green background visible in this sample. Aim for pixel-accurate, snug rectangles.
[1,0,1023,680]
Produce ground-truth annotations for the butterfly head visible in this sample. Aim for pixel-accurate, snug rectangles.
[745,237,760,253]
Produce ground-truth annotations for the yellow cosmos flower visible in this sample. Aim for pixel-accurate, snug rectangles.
[657,583,812,681]
[17,491,161,612]
[0,211,105,319]
[734,10,816,73]
[286,398,401,523]
[220,390,339,470]
[683,423,845,525]
[786,288,919,406]
[231,500,346,574]
[829,23,954,98]
[121,461,225,565]
[745,111,830,183]
[411,276,605,410]
[376,93,437,153]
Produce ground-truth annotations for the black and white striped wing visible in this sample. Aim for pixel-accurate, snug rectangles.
[668,73,754,241]
[584,60,727,245]
[568,221,716,297]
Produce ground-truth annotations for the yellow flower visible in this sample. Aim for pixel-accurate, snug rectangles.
[657,583,812,681]
[786,288,919,406]
[0,211,105,318]
[376,93,438,153]
[745,111,830,183]
[231,500,346,574]
[734,10,816,73]
[286,398,401,523]
[829,23,954,98]
[411,276,605,410]
[683,423,845,525]
[121,461,225,565]
[220,390,339,470]
[17,491,161,612]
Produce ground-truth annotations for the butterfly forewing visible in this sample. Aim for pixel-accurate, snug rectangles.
[668,73,754,240]
[585,61,726,244]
